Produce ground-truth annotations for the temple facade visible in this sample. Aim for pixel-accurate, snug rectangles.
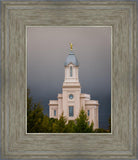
[49,44,99,129]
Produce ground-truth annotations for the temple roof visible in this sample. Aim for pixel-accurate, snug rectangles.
[64,51,79,67]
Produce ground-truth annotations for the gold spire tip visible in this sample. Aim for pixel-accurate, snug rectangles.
[70,43,72,51]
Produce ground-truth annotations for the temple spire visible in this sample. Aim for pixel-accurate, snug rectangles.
[70,43,72,51]
[64,43,79,66]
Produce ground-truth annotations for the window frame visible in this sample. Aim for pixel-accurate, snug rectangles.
[69,106,74,117]
[87,110,90,116]
[70,66,73,77]
[54,110,56,116]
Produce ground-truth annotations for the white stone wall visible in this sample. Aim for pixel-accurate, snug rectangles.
[57,94,63,119]
[62,87,81,120]
[80,94,90,110]
[64,64,79,82]
[85,105,99,129]
[49,102,58,119]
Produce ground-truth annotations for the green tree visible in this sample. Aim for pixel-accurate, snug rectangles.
[52,113,67,133]
[87,121,94,133]
[40,115,51,132]
[94,128,108,133]
[27,89,108,133]
[27,89,44,133]
[27,103,44,133]
[65,120,76,133]
[27,88,33,116]
[50,118,58,133]
[108,116,111,133]
[27,88,34,132]
[75,108,90,133]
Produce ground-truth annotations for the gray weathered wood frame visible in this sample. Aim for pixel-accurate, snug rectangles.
[1,1,137,159]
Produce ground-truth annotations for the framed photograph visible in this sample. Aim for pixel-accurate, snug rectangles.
[27,26,111,134]
[1,1,137,159]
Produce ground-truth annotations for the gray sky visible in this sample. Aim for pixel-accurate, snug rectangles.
[27,26,111,129]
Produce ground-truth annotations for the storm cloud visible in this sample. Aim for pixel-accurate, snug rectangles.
[27,27,111,129]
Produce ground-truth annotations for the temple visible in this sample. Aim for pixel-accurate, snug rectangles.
[49,44,99,129]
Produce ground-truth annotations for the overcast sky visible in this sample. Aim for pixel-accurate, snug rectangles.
[27,26,111,129]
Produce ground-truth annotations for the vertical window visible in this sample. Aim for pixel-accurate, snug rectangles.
[88,121,90,125]
[69,106,74,117]
[87,110,90,116]
[54,110,56,116]
[70,66,73,77]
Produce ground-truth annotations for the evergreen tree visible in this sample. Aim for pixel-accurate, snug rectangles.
[40,115,50,132]
[27,89,44,133]
[108,116,111,133]
[94,128,108,133]
[65,120,76,133]
[27,89,108,133]
[27,88,33,116]
[52,113,67,133]
[75,108,90,133]
[50,118,58,133]
[88,121,94,133]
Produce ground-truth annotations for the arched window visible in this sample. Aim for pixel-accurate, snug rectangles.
[70,66,73,77]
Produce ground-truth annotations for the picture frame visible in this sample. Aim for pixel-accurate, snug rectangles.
[1,1,137,159]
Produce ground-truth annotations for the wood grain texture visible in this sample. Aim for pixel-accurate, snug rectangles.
[1,1,137,159]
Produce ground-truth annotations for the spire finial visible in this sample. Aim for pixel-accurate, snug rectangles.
[70,43,72,51]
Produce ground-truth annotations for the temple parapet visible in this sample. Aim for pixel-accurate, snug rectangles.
[85,100,99,105]
[49,100,58,105]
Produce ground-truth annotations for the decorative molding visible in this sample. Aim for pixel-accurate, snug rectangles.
[1,1,137,159]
